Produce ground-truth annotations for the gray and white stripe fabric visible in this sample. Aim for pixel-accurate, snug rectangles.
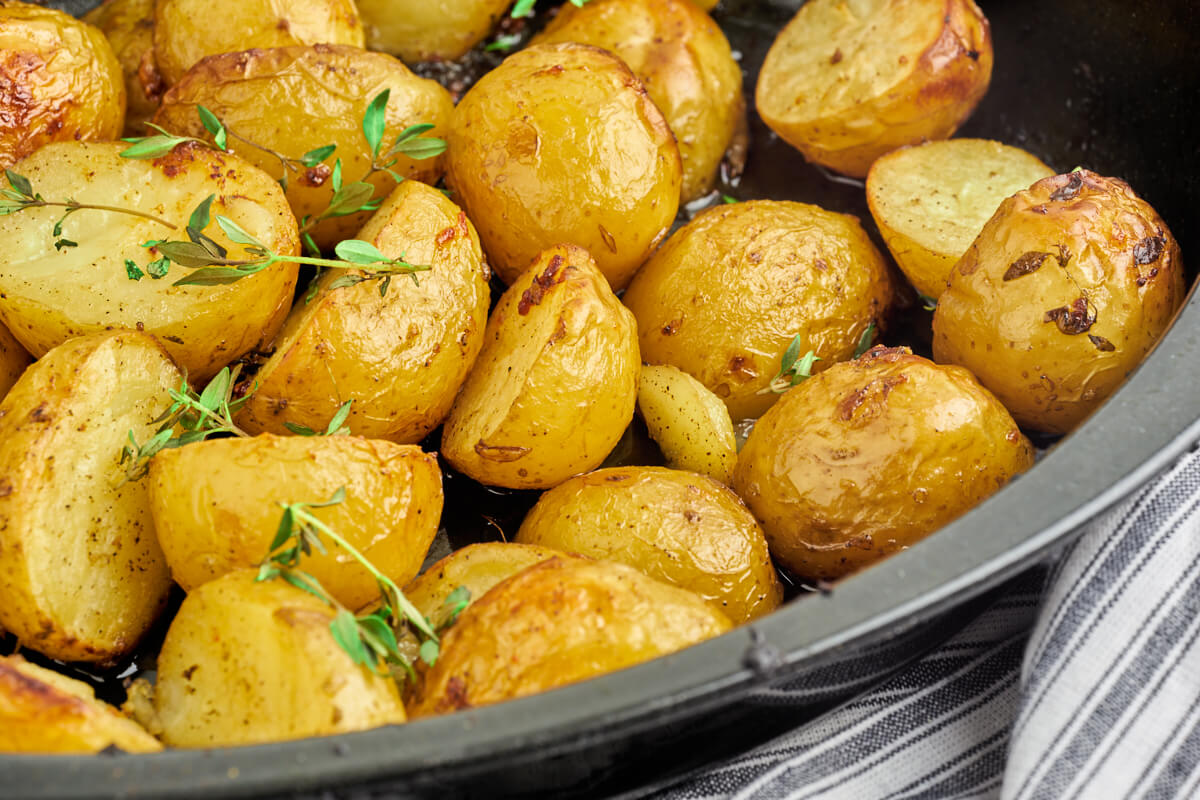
[661,445,1200,800]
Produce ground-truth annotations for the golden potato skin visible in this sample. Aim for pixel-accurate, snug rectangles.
[238,181,490,443]
[0,332,180,663]
[535,0,743,202]
[0,1,125,169]
[154,571,406,747]
[623,200,893,420]
[0,655,162,754]
[442,245,640,490]
[733,347,1035,581]
[149,435,442,611]
[155,44,452,249]
[756,0,992,177]
[932,171,1187,434]
[446,43,682,289]
[516,467,782,623]
[0,319,30,401]
[153,0,364,86]
[0,142,299,381]
[357,0,510,62]
[84,0,159,135]
[409,557,732,717]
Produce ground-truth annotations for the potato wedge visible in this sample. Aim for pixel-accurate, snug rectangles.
[756,0,992,177]
[0,655,161,754]
[153,570,406,747]
[0,141,299,382]
[149,435,442,610]
[0,319,31,401]
[84,0,159,136]
[867,139,1054,299]
[638,364,736,484]
[237,180,490,443]
[0,331,179,663]
[441,245,640,489]
[357,0,511,62]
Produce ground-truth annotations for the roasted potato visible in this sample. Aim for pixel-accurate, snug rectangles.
[357,0,511,62]
[442,245,640,489]
[535,0,743,202]
[0,320,30,401]
[237,181,490,443]
[155,44,453,249]
[867,139,1054,299]
[622,200,893,420]
[0,331,180,663]
[638,364,737,484]
[0,655,161,754]
[152,570,406,747]
[516,467,782,623]
[152,0,364,87]
[0,141,299,381]
[446,42,682,289]
[408,557,731,717]
[0,2,125,169]
[733,347,1035,581]
[932,171,1187,434]
[83,0,159,136]
[149,435,442,611]
[756,0,993,177]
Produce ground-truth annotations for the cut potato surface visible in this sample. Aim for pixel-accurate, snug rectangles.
[638,364,737,484]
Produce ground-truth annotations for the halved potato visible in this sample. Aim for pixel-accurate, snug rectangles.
[756,0,993,177]
[0,141,299,381]
[0,320,31,401]
[0,331,180,663]
[84,0,159,135]
[867,139,1054,299]
[0,655,161,754]
[148,435,443,611]
[638,364,737,484]
[357,0,511,62]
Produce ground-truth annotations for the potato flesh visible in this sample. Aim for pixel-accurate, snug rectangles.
[638,364,737,484]
[357,0,511,62]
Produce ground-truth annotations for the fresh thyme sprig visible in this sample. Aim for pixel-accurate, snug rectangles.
[854,322,878,358]
[284,399,354,437]
[511,0,592,18]
[761,334,820,394]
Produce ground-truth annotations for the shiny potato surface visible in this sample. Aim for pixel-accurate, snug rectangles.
[153,570,406,747]
[152,0,364,87]
[0,141,298,381]
[0,332,179,663]
[408,557,731,717]
[357,0,510,62]
[149,435,442,611]
[535,0,743,202]
[446,42,682,289]
[0,1,125,169]
[0,320,30,401]
[733,347,1035,581]
[237,181,490,443]
[83,0,159,136]
[638,364,737,484]
[622,200,893,421]
[756,0,992,177]
[442,245,640,489]
[516,466,782,623]
[0,655,161,754]
[154,44,453,249]
[932,171,1187,434]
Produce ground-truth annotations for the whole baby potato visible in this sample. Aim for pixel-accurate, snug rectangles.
[0,1,125,169]
[84,0,159,135]
[153,570,406,747]
[622,200,893,420]
[0,320,30,401]
[933,171,1187,434]
[441,245,640,490]
[516,466,782,623]
[408,557,731,717]
[756,0,992,177]
[0,141,298,381]
[153,0,364,86]
[237,181,490,443]
[733,347,1035,581]
[148,435,442,611]
[446,42,682,289]
[155,44,453,249]
[357,0,511,62]
[535,0,743,202]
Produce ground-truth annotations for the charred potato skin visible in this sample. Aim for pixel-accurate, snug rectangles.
[622,200,893,420]
[516,466,782,623]
[535,0,744,202]
[237,181,490,443]
[733,347,1035,581]
[932,171,1187,434]
[83,0,159,136]
[446,42,682,289]
[0,1,126,169]
[357,0,511,63]
[408,557,732,718]
[0,319,30,401]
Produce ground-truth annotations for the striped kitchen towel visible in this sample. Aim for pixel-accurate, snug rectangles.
[658,444,1200,800]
